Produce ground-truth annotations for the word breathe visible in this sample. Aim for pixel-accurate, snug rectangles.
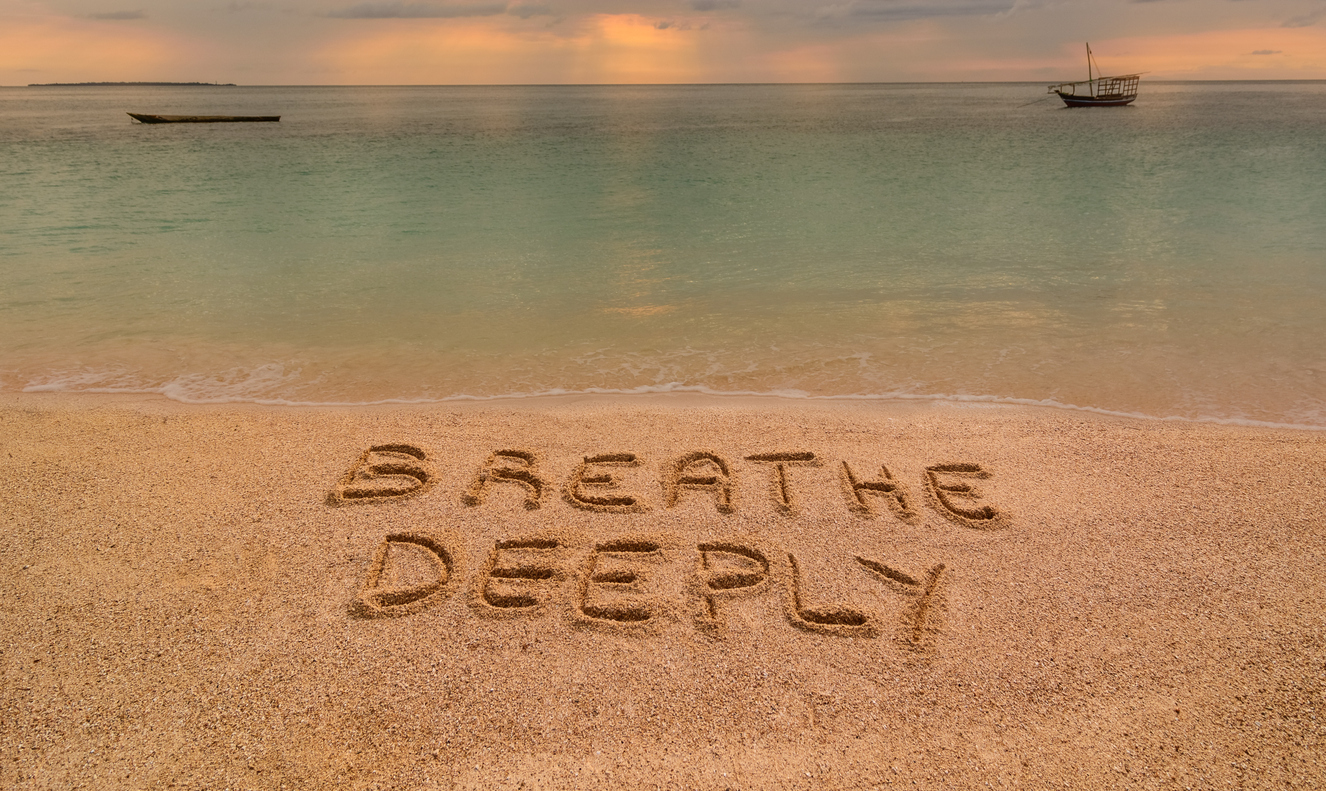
[328,445,1007,530]
[333,445,1007,643]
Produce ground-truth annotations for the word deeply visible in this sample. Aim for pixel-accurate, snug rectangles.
[350,530,947,643]
[328,445,1007,530]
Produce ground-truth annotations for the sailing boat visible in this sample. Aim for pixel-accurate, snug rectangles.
[1047,43,1139,107]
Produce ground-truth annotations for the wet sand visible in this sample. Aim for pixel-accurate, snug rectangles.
[2,392,1323,789]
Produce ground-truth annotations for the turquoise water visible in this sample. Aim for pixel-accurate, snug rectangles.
[2,83,1324,426]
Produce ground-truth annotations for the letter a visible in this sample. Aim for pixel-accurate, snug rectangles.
[664,451,736,513]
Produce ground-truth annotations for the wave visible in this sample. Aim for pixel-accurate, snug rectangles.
[16,366,1326,432]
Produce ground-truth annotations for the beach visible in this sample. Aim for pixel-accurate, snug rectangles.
[4,78,1325,791]
[2,392,1322,789]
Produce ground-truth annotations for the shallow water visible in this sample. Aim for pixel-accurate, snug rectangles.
[2,83,1324,425]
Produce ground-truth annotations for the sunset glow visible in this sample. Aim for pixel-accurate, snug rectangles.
[3,1,1326,84]
[1,18,186,82]
[1106,27,1326,78]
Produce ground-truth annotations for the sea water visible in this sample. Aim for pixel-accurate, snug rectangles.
[2,83,1324,426]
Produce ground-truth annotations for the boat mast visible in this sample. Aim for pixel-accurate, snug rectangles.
[1087,42,1094,96]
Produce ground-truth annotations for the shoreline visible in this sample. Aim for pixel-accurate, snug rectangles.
[10,387,1326,432]
[3,392,1323,788]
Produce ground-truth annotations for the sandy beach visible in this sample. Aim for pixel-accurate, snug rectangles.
[2,392,1323,789]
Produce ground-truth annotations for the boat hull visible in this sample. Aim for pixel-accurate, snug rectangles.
[128,113,280,124]
[1055,92,1135,108]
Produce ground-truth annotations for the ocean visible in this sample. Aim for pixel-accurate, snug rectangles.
[2,82,1324,426]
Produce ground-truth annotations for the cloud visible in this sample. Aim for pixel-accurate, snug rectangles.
[806,0,1013,24]
[993,0,1052,18]
[507,3,551,18]
[88,10,146,19]
[327,2,550,18]
[1283,9,1324,27]
[11,0,1326,85]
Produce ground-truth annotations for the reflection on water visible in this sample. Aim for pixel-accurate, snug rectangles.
[1,82,1324,426]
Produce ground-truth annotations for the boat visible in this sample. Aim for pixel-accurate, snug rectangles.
[128,113,279,123]
[1047,43,1139,107]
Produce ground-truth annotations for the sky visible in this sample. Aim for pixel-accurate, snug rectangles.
[3,0,1326,84]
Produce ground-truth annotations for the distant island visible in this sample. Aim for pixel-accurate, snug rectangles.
[27,82,237,87]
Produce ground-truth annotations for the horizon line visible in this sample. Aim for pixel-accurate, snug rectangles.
[13,79,1326,88]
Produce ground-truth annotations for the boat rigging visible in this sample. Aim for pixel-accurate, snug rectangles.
[1047,43,1140,107]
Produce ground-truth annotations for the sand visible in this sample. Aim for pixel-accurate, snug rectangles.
[1,392,1323,790]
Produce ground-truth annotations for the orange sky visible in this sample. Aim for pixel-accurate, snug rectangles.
[3,1,1326,84]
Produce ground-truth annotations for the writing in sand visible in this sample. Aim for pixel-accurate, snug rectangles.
[331,445,1008,643]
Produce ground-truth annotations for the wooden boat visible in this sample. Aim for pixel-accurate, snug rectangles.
[1047,44,1139,107]
[128,113,279,124]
